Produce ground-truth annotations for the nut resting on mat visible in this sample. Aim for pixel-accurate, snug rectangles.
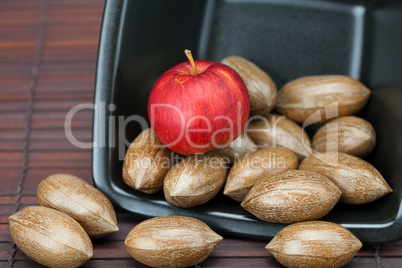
[124,215,223,268]
[266,221,362,268]
[37,173,119,238]
[9,206,93,268]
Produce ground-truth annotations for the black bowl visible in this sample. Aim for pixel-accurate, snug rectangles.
[93,0,402,244]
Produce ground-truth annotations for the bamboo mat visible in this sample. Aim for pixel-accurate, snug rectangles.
[1,0,402,267]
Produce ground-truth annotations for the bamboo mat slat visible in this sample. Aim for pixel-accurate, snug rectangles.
[1,0,402,267]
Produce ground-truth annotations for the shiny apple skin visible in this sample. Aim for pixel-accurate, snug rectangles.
[148,59,250,156]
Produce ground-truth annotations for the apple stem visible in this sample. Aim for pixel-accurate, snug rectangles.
[184,49,198,75]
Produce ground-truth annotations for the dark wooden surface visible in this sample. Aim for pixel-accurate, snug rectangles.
[1,0,401,267]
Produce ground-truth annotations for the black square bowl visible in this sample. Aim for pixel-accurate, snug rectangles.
[93,0,402,244]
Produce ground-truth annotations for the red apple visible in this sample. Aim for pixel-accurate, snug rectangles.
[148,50,250,156]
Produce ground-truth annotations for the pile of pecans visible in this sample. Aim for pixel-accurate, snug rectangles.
[121,55,392,267]
[8,55,393,268]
